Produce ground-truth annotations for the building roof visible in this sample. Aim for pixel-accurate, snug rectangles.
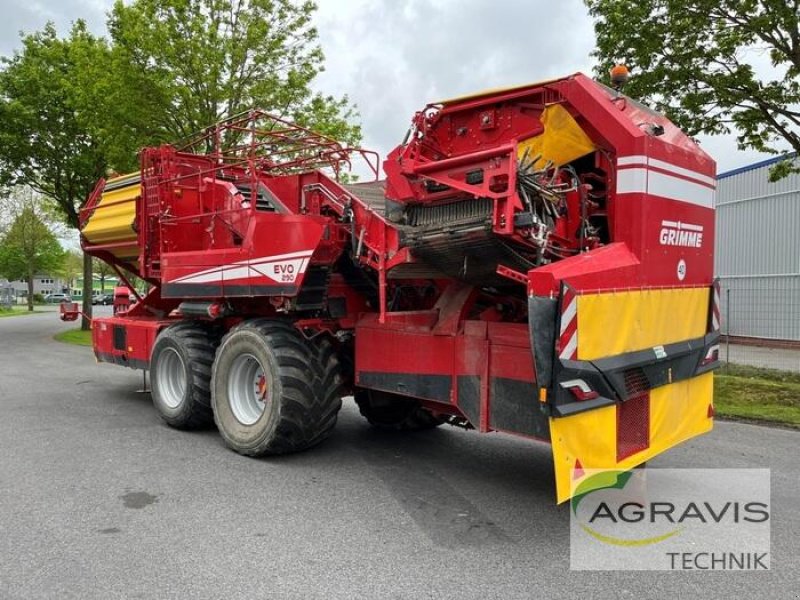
[718,153,797,180]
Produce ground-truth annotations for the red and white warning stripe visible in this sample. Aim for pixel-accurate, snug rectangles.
[559,286,578,360]
[711,280,721,332]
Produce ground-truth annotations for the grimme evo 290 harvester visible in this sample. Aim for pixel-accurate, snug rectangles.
[79,73,720,502]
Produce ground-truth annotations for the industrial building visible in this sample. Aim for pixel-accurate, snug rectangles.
[716,155,800,342]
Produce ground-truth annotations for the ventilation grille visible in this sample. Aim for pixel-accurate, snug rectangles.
[617,393,650,462]
[623,367,650,397]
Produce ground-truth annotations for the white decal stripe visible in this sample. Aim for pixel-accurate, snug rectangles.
[170,250,314,283]
[617,155,647,166]
[616,167,649,195]
[660,220,704,232]
[712,314,720,331]
[172,268,225,284]
[172,250,314,282]
[648,157,715,187]
[223,266,253,281]
[173,259,311,285]
[560,332,577,360]
[298,257,310,274]
[648,170,715,208]
[617,168,715,209]
[560,298,577,336]
[618,155,715,187]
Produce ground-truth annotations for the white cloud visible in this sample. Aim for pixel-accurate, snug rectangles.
[0,0,782,174]
[313,0,596,158]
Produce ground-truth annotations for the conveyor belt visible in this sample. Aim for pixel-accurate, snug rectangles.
[342,180,534,286]
[342,180,387,216]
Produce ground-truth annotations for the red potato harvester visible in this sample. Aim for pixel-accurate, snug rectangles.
[77,72,720,502]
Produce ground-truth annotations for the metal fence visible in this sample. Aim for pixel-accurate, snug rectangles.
[0,285,14,308]
[718,277,800,373]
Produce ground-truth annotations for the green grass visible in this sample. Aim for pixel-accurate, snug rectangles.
[0,306,45,318]
[54,328,93,346]
[715,364,800,428]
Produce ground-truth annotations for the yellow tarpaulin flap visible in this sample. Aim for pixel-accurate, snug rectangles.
[551,373,713,503]
[549,287,714,503]
[576,287,710,361]
[517,103,595,168]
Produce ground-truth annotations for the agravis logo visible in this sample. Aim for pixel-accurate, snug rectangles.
[571,470,681,547]
[569,468,771,571]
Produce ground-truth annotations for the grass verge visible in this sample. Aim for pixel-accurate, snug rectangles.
[715,364,800,428]
[54,328,93,347]
[0,306,44,318]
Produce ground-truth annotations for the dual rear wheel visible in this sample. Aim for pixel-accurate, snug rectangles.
[150,319,344,455]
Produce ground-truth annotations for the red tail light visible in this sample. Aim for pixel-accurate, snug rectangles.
[561,379,599,401]
[701,344,720,366]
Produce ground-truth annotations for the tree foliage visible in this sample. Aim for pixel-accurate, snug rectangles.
[108,0,361,147]
[0,22,111,325]
[0,1,360,326]
[60,250,85,290]
[0,22,112,228]
[0,191,66,311]
[585,0,800,179]
[94,258,118,293]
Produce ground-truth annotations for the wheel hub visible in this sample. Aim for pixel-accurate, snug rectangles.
[228,353,268,425]
[156,347,187,409]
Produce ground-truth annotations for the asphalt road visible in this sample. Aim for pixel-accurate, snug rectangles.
[0,310,798,599]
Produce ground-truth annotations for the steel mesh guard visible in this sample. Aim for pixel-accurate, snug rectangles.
[617,393,650,461]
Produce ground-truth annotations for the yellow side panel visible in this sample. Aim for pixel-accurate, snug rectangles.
[577,287,709,361]
[82,174,140,247]
[551,373,714,503]
[517,103,595,168]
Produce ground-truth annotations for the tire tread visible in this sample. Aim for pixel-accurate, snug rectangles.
[214,319,343,456]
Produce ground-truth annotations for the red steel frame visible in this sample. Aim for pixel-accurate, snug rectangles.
[81,73,718,444]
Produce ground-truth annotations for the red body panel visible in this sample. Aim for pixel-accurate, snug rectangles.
[92,316,165,369]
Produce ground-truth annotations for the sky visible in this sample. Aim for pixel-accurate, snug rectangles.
[0,0,786,176]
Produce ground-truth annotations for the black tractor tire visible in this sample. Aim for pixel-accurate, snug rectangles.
[150,321,217,429]
[211,319,343,456]
[354,388,446,431]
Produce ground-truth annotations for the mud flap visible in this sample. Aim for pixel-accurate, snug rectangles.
[550,372,713,503]
[548,286,715,503]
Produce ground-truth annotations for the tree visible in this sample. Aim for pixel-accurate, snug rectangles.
[94,258,117,294]
[0,191,66,311]
[108,0,361,147]
[585,0,800,179]
[59,250,85,291]
[0,21,111,327]
[1,2,361,324]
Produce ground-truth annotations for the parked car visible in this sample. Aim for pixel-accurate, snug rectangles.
[93,294,113,305]
[44,293,72,304]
